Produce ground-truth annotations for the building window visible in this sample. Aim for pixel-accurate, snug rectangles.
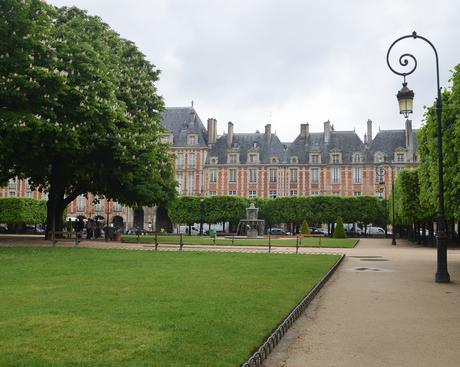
[269,190,277,199]
[311,190,319,196]
[248,190,257,198]
[95,197,105,212]
[353,153,362,163]
[353,167,361,184]
[332,191,340,196]
[187,135,197,145]
[187,172,194,195]
[332,154,340,164]
[26,191,33,198]
[176,173,183,194]
[353,191,362,196]
[397,153,405,162]
[161,135,170,144]
[290,190,297,196]
[248,153,258,163]
[249,169,257,183]
[332,167,340,184]
[290,168,298,183]
[311,168,319,183]
[271,157,278,163]
[9,191,16,197]
[209,191,217,196]
[376,168,384,184]
[188,153,195,169]
[374,152,384,163]
[210,157,218,164]
[228,153,238,164]
[77,194,86,211]
[176,153,184,169]
[311,154,319,164]
[229,169,236,183]
[209,169,217,183]
[8,178,16,190]
[269,168,277,183]
[290,156,298,164]
[228,190,237,196]
[113,202,122,212]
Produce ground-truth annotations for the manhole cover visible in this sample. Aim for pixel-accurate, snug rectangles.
[360,258,388,261]
[347,267,394,273]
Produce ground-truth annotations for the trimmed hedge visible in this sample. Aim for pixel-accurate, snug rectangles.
[0,198,47,224]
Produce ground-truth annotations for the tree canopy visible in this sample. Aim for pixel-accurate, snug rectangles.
[418,63,460,221]
[0,1,176,231]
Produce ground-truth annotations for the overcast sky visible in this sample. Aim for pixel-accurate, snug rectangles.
[50,0,460,142]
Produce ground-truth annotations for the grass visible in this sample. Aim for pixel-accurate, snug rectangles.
[0,248,340,367]
[122,234,358,248]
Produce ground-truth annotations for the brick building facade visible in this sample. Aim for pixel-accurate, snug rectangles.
[1,106,418,230]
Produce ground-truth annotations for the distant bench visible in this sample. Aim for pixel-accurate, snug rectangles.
[48,231,82,246]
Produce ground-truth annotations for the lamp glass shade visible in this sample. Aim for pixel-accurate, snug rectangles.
[396,82,414,117]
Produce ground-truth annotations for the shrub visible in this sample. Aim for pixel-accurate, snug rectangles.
[333,216,346,238]
[300,220,310,234]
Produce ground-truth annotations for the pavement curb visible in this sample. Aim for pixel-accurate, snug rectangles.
[241,254,345,367]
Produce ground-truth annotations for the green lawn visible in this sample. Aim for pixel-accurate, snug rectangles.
[0,248,340,367]
[122,234,358,248]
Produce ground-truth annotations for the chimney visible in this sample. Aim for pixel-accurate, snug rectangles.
[227,121,234,148]
[405,119,413,161]
[367,119,373,143]
[207,118,217,145]
[265,124,272,144]
[324,120,331,143]
[300,123,310,141]
[364,133,368,145]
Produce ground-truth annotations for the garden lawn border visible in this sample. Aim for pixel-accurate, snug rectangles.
[241,254,345,367]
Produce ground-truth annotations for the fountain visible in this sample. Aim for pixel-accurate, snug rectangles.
[236,203,265,238]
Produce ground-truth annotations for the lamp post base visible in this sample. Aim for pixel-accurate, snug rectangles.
[435,233,450,283]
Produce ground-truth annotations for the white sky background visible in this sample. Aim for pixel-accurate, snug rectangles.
[50,0,460,142]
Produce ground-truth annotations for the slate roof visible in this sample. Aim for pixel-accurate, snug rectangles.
[207,132,288,164]
[288,131,366,164]
[368,129,418,162]
[161,107,208,147]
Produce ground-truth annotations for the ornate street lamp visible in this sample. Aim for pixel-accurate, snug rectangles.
[199,197,205,236]
[397,82,414,118]
[376,163,397,246]
[387,31,450,282]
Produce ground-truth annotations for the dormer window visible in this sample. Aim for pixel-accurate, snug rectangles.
[210,157,218,164]
[290,156,298,164]
[352,153,363,163]
[187,134,198,146]
[310,153,320,164]
[374,152,384,163]
[228,153,239,164]
[161,134,172,144]
[330,152,342,164]
[271,156,279,164]
[396,153,405,162]
[248,153,259,163]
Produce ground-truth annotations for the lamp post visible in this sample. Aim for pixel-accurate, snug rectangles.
[387,31,450,282]
[199,198,204,236]
[376,163,397,246]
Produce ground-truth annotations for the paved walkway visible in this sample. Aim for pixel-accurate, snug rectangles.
[263,238,460,367]
[2,235,460,366]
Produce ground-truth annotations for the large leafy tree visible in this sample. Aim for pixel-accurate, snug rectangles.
[0,1,176,233]
[418,63,460,221]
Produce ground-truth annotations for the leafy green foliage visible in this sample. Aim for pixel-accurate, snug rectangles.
[0,198,46,224]
[418,63,460,220]
[333,216,346,238]
[300,220,310,234]
[168,195,386,228]
[0,1,176,230]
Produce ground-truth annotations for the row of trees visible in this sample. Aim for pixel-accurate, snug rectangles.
[0,198,47,232]
[0,1,176,236]
[388,63,460,243]
[168,195,386,233]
